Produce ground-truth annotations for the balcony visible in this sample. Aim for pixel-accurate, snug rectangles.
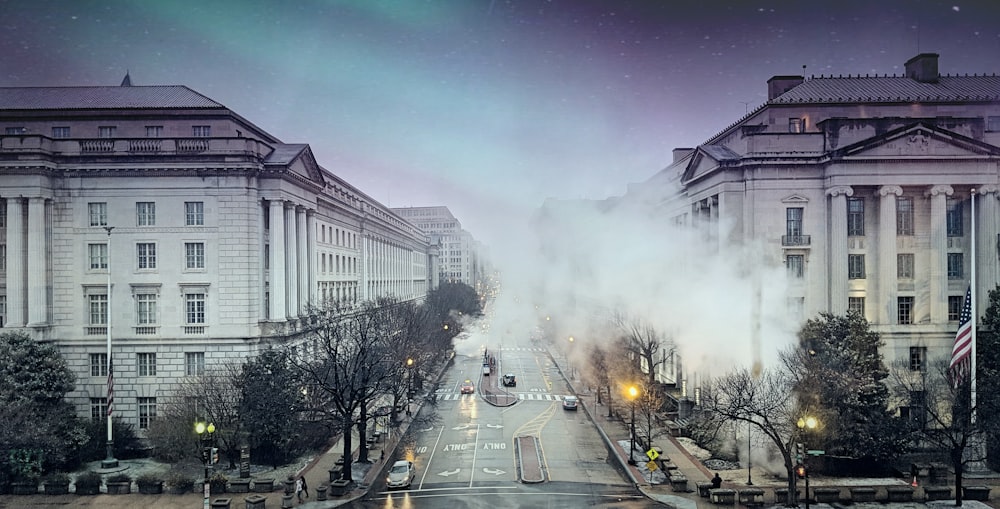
[781,235,811,247]
[0,135,273,162]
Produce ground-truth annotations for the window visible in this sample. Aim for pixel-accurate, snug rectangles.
[98,126,117,138]
[949,295,964,321]
[0,244,5,271]
[786,207,803,237]
[788,118,804,133]
[136,293,157,325]
[946,199,963,237]
[909,346,927,372]
[137,352,157,377]
[192,125,211,137]
[185,201,204,225]
[897,197,914,235]
[185,293,206,324]
[185,352,205,376]
[137,243,157,269]
[51,126,70,138]
[848,254,865,279]
[847,198,864,236]
[947,253,963,279]
[138,397,157,429]
[905,390,927,429]
[89,202,107,226]
[136,202,155,226]
[90,398,108,421]
[848,297,865,315]
[786,254,804,278]
[145,125,163,137]
[88,243,108,270]
[4,127,25,135]
[897,254,914,279]
[898,296,914,324]
[89,294,108,325]
[90,353,108,377]
[0,204,5,227]
[988,116,1000,132]
[185,242,205,269]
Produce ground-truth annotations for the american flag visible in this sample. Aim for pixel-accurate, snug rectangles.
[949,286,973,388]
[107,359,114,417]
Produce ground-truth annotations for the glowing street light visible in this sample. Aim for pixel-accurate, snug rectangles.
[195,421,217,509]
[627,385,639,465]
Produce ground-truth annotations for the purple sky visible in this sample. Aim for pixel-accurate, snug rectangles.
[2,0,999,247]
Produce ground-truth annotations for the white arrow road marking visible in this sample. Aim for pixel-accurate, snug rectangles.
[483,468,506,475]
[452,424,471,430]
[438,469,461,477]
[486,424,503,429]
[419,426,434,432]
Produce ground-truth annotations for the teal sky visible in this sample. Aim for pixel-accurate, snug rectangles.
[2,0,999,249]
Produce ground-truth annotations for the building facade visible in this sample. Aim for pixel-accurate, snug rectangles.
[392,206,484,289]
[640,53,1000,375]
[0,83,436,430]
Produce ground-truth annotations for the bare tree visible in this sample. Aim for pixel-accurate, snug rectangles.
[612,311,673,388]
[889,361,984,506]
[699,367,803,505]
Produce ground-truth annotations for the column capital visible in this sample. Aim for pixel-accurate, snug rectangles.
[975,185,1000,196]
[925,185,954,198]
[878,185,903,197]
[826,186,854,198]
[284,201,296,210]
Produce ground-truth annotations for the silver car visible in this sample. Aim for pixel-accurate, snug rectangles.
[386,460,414,489]
[562,395,578,410]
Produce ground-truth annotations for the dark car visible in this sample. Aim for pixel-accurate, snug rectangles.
[502,373,516,387]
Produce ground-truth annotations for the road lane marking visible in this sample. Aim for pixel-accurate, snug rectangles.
[418,425,445,488]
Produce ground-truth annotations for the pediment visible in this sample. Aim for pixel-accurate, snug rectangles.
[835,123,1000,159]
[781,194,809,204]
[264,144,326,187]
[681,145,740,184]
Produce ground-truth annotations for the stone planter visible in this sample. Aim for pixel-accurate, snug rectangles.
[813,487,840,503]
[245,494,267,509]
[924,486,952,501]
[44,481,70,495]
[329,478,351,497]
[167,482,193,495]
[738,488,764,508]
[696,482,713,498]
[106,481,132,494]
[252,478,274,493]
[228,479,250,493]
[850,487,876,502]
[137,480,163,494]
[328,466,343,483]
[10,481,38,495]
[963,486,991,501]
[74,483,102,495]
[210,481,227,495]
[669,474,688,492]
[887,486,914,502]
[316,484,328,501]
[210,497,231,509]
[709,488,736,505]
[773,488,800,504]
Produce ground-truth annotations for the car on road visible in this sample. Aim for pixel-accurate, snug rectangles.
[460,380,475,394]
[562,395,578,410]
[386,460,414,489]
[502,373,516,387]
[482,363,491,376]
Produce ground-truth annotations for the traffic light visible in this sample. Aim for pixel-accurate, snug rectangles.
[795,442,804,462]
[201,447,211,463]
[211,447,219,464]
[795,464,807,479]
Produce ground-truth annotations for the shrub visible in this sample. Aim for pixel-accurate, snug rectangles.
[73,471,102,491]
[136,472,162,485]
[43,472,71,484]
[165,470,193,490]
[107,473,131,484]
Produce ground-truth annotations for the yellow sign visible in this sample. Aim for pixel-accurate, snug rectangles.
[646,448,660,461]
[647,460,659,471]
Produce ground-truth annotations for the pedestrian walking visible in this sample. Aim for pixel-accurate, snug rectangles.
[295,475,305,502]
[301,475,309,499]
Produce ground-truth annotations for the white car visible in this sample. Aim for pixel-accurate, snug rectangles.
[386,460,414,489]
[562,395,579,410]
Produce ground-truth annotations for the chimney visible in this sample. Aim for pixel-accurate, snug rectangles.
[673,148,695,163]
[767,75,804,100]
[905,53,939,83]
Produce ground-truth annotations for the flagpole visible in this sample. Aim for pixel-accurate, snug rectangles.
[102,226,118,468]
[970,189,977,423]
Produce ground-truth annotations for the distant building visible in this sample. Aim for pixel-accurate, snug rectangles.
[638,53,1000,396]
[392,206,485,289]
[0,83,436,430]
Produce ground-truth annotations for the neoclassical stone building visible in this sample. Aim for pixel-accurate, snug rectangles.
[0,82,438,430]
[642,53,1000,384]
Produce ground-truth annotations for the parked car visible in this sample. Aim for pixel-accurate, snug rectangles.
[460,380,475,394]
[502,373,516,387]
[482,364,491,376]
[386,460,415,489]
[562,395,578,410]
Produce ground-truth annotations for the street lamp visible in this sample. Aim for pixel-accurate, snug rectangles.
[627,385,639,465]
[101,226,118,469]
[195,421,216,509]
[405,358,414,416]
[796,416,818,509]
[567,336,575,379]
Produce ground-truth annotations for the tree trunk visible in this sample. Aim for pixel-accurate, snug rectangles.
[341,420,353,481]
[953,447,964,506]
[358,402,369,463]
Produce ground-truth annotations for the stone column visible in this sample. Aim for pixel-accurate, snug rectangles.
[284,203,298,318]
[296,207,308,315]
[26,197,47,326]
[268,200,286,321]
[259,203,268,319]
[827,186,853,315]
[976,186,1000,311]
[5,198,25,327]
[927,185,953,324]
[306,210,317,309]
[878,186,902,324]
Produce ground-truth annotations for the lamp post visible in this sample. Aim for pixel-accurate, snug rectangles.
[747,421,753,485]
[101,226,118,469]
[567,336,575,379]
[405,358,414,416]
[796,416,817,509]
[627,385,639,465]
[195,421,216,509]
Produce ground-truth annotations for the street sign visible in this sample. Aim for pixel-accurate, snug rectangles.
[647,460,659,471]
[646,448,660,461]
[807,449,825,456]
